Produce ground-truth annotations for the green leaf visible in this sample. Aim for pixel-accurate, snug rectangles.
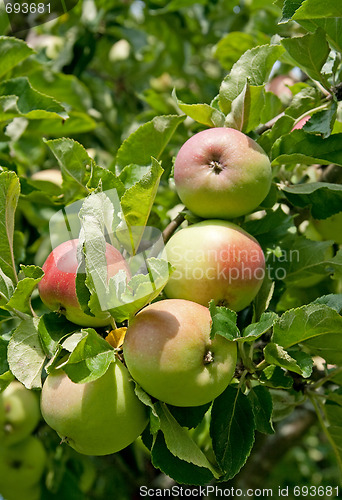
[274,235,334,285]
[219,44,285,114]
[7,317,46,389]
[120,158,163,249]
[167,403,211,430]
[0,171,20,284]
[271,131,342,167]
[38,313,79,358]
[108,258,170,322]
[210,386,255,480]
[44,138,92,201]
[3,269,43,316]
[224,83,265,133]
[264,343,313,377]
[0,371,15,393]
[248,386,274,434]
[59,329,116,384]
[273,304,342,364]
[302,100,337,138]
[260,365,294,389]
[26,112,96,136]
[154,402,219,478]
[312,294,342,314]
[0,78,68,120]
[280,0,304,23]
[0,336,9,375]
[299,18,342,53]
[115,115,185,171]
[281,29,329,85]
[270,388,304,421]
[150,432,214,486]
[173,92,224,127]
[293,0,342,19]
[214,31,269,71]
[209,302,239,341]
[240,312,277,343]
[27,69,92,113]
[0,36,34,79]
[0,268,14,306]
[281,182,342,219]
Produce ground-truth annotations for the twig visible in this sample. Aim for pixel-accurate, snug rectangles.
[162,212,186,243]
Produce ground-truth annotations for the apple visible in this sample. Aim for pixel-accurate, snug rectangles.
[0,484,42,500]
[123,299,237,407]
[2,381,41,446]
[38,238,130,327]
[40,361,148,456]
[173,127,272,219]
[163,220,265,312]
[0,436,46,493]
[31,168,63,186]
[312,212,342,245]
[291,115,311,130]
[266,75,295,103]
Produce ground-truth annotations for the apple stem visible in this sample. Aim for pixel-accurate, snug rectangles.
[203,350,214,364]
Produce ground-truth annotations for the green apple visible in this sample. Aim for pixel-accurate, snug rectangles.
[41,361,148,456]
[163,220,265,311]
[38,238,130,327]
[0,436,46,493]
[0,483,41,500]
[123,299,237,407]
[2,381,41,446]
[312,212,342,245]
[173,127,272,219]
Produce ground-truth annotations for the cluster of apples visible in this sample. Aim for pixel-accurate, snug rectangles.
[0,382,45,500]
[38,127,272,457]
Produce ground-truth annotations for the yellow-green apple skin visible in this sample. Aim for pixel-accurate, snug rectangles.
[38,238,130,327]
[173,127,272,219]
[2,381,41,446]
[123,299,237,407]
[40,361,148,456]
[31,168,63,186]
[163,220,265,311]
[312,212,342,245]
[0,436,46,494]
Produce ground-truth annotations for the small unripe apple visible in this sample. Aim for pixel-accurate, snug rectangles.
[123,299,237,407]
[41,361,148,456]
[163,220,265,311]
[38,238,130,326]
[173,127,272,219]
[2,381,41,446]
[0,436,46,493]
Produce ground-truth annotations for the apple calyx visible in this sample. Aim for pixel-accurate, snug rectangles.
[209,158,224,175]
[203,350,214,364]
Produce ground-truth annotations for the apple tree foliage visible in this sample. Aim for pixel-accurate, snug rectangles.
[0,0,342,497]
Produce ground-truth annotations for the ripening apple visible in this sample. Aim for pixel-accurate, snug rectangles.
[312,212,342,245]
[2,381,41,446]
[163,220,265,312]
[265,75,295,103]
[0,436,46,494]
[173,127,272,219]
[38,238,130,327]
[291,115,311,130]
[41,361,148,456]
[123,299,237,407]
